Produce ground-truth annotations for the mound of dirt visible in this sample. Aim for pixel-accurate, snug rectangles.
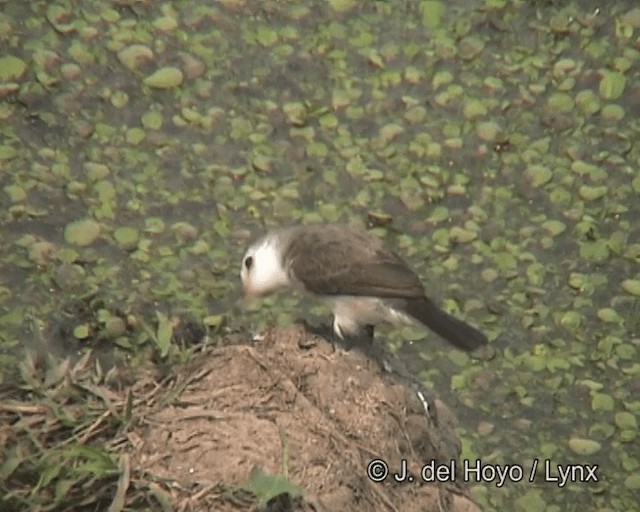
[130,324,482,512]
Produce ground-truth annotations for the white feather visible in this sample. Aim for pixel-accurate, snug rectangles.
[330,296,413,338]
[240,236,290,297]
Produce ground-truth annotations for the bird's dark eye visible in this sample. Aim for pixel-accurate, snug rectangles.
[244,256,253,270]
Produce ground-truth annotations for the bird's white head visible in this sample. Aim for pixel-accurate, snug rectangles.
[240,234,290,298]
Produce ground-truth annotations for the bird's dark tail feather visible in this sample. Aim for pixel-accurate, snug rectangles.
[404,297,488,351]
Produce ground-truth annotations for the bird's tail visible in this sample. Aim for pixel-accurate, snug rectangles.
[403,297,488,351]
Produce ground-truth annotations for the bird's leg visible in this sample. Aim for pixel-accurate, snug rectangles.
[337,323,375,352]
[295,316,355,352]
[362,324,375,343]
[299,316,376,352]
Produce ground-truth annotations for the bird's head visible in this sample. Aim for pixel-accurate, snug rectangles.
[240,234,290,298]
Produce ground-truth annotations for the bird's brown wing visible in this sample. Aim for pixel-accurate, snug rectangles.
[284,225,425,298]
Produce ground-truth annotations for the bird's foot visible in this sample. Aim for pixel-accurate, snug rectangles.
[295,318,339,350]
[298,318,376,352]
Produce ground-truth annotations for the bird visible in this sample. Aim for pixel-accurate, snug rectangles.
[240,223,488,351]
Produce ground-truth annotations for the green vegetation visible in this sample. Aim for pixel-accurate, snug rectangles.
[1,1,639,510]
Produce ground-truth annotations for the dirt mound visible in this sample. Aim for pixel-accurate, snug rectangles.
[130,325,482,512]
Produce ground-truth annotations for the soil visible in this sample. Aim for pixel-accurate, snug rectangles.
[130,324,483,512]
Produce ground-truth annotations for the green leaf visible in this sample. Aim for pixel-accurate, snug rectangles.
[614,412,637,430]
[155,311,173,357]
[568,437,601,456]
[591,392,614,412]
[327,0,356,12]
[0,56,27,80]
[73,324,90,339]
[541,220,566,236]
[621,279,640,296]
[597,308,623,324]
[203,315,224,328]
[525,165,552,187]
[514,489,546,512]
[144,67,184,89]
[421,0,444,28]
[256,26,278,46]
[64,219,101,246]
[63,445,119,475]
[0,445,23,479]
[241,466,303,505]
[114,226,139,249]
[578,185,608,201]
[599,71,626,100]
[625,473,640,490]
[35,463,62,492]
